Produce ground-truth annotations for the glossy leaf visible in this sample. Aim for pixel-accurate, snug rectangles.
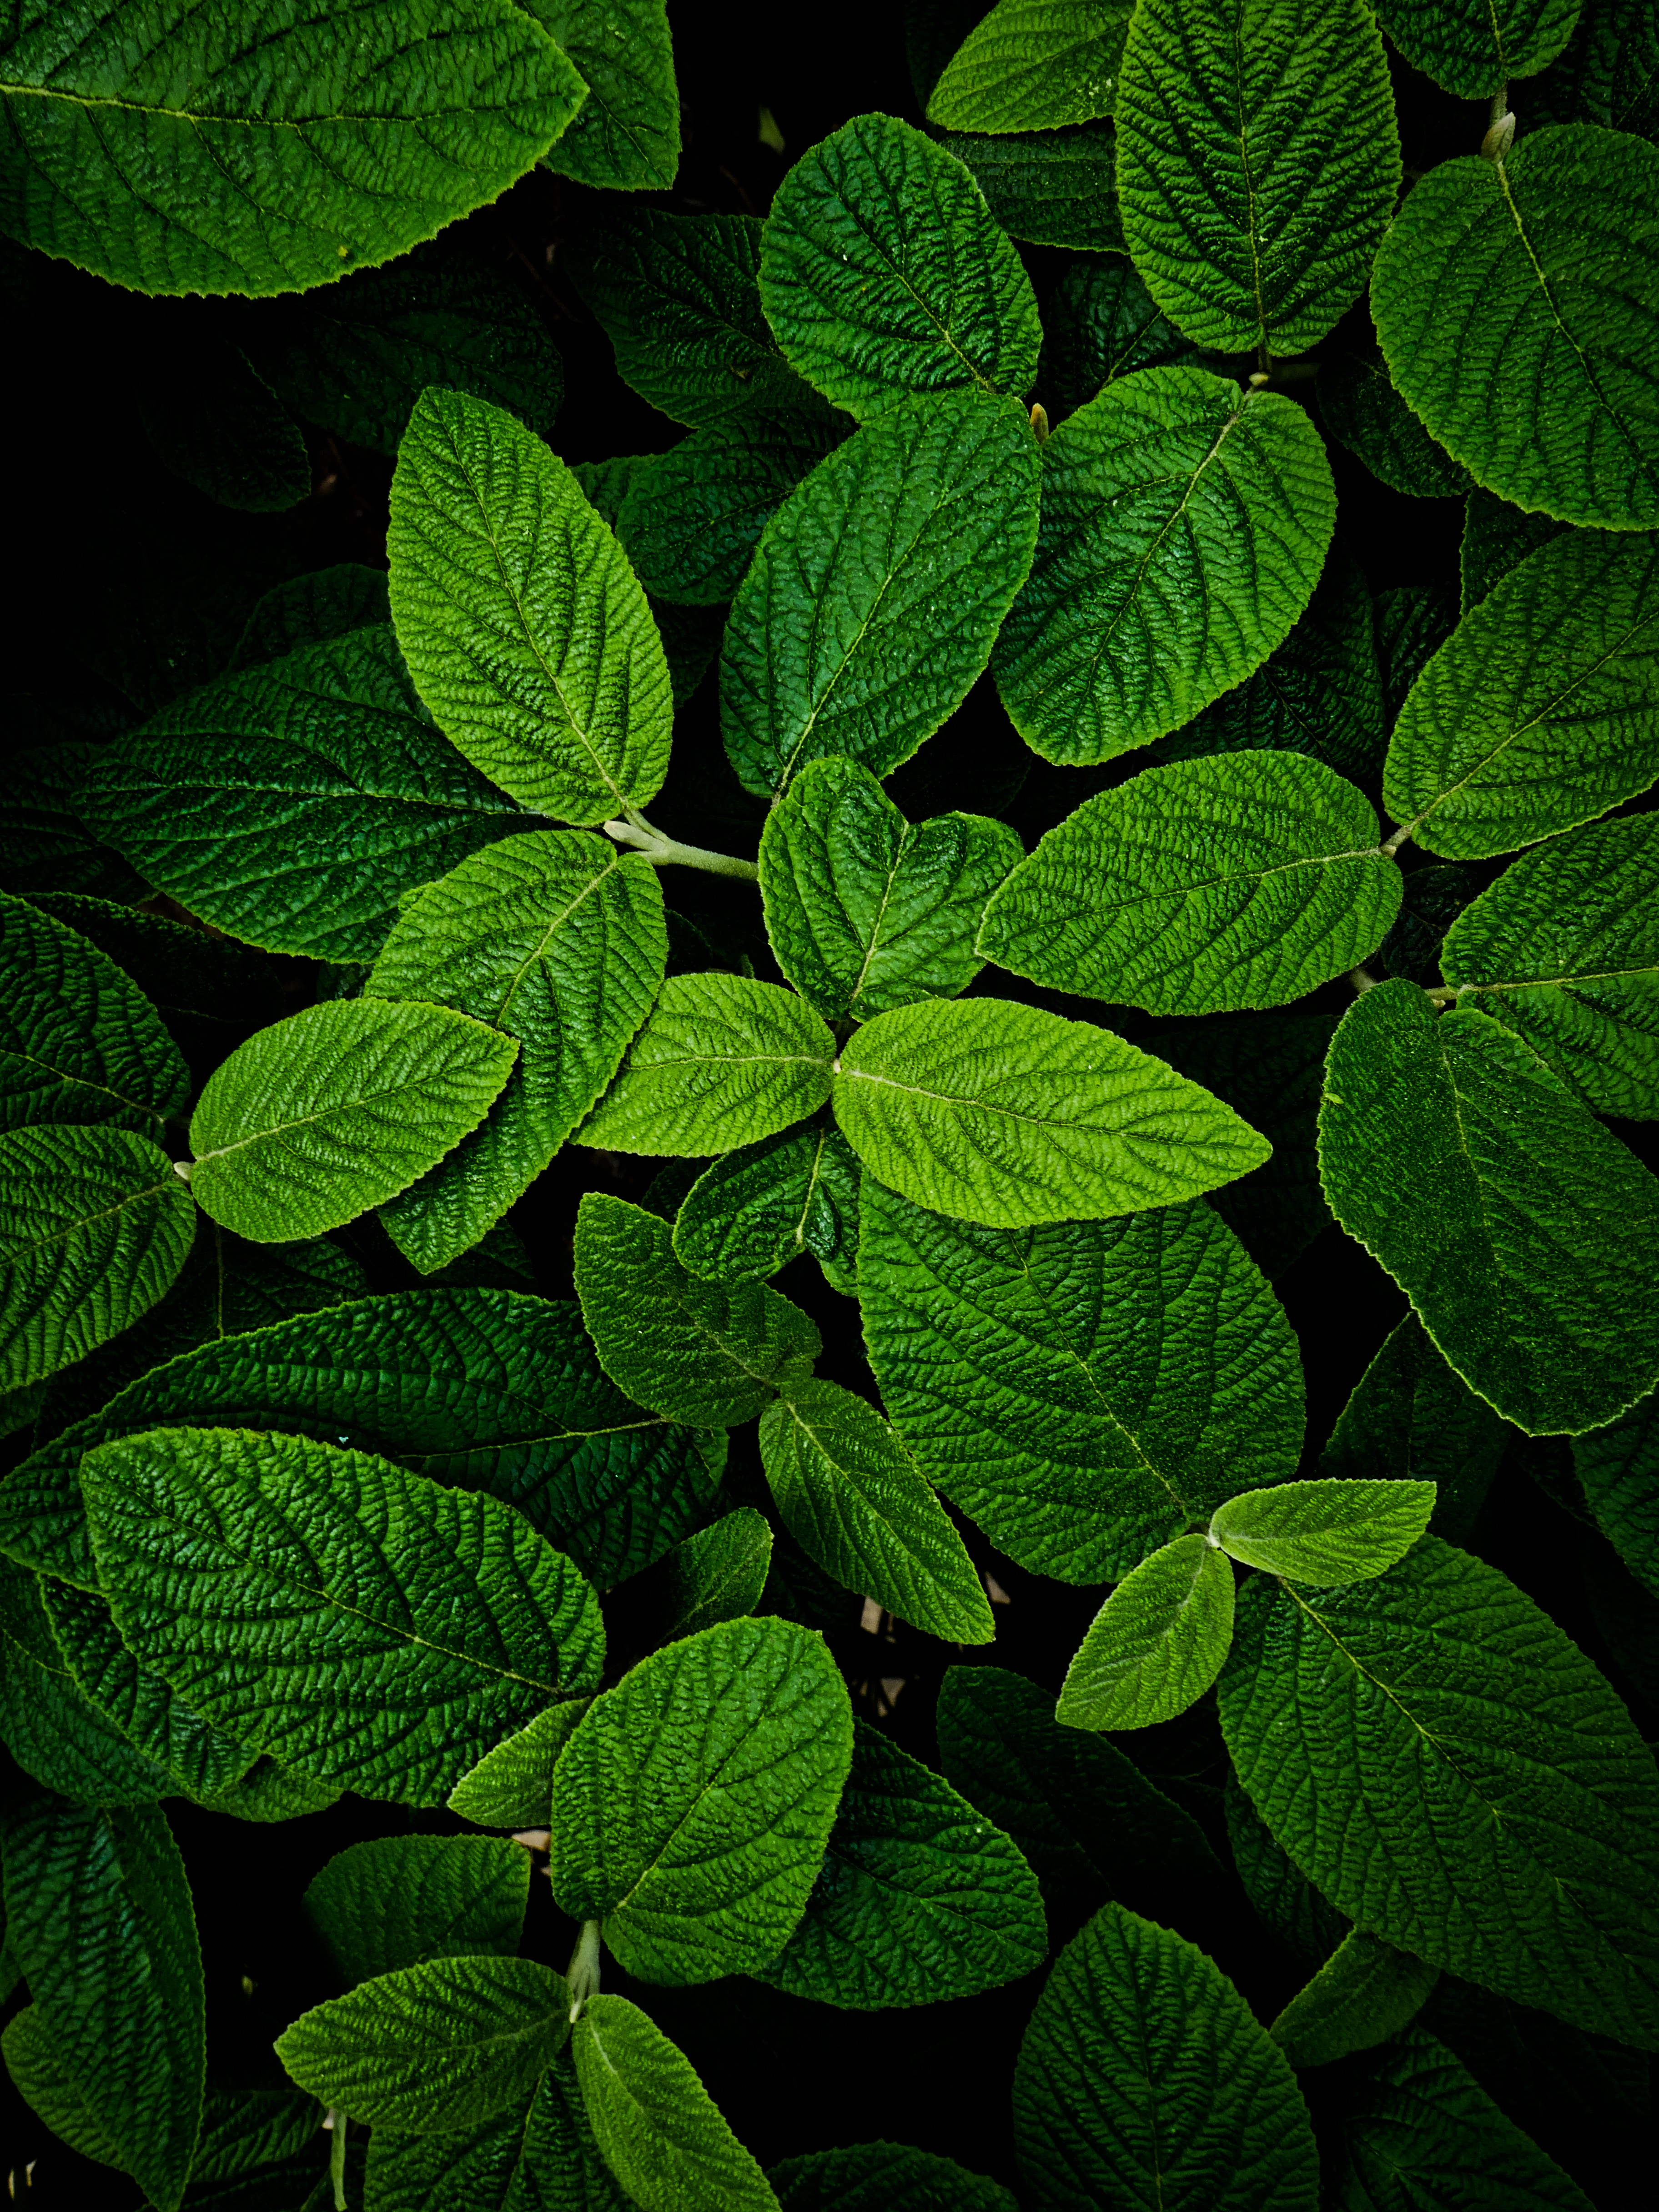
[303,1835,530,1990]
[1372,0,1582,99]
[572,1996,778,2212]
[534,0,680,191]
[1056,1533,1236,1730]
[672,1121,862,1286]
[1269,1928,1439,2070]
[1318,1315,1508,1543]
[1210,1477,1436,1581]
[927,1,1131,131]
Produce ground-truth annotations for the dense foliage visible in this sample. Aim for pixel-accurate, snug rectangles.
[2,0,1657,2206]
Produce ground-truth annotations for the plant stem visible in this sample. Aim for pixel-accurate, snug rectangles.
[1347,966,1379,993]
[566,1919,603,2023]
[1380,823,1414,857]
[326,2111,347,2211]
[603,810,759,880]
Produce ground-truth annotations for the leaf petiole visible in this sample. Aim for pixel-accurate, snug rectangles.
[604,811,760,880]
[567,1918,604,2023]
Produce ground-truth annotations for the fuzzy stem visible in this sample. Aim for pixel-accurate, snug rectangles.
[567,1919,603,2023]
[326,2111,347,2211]
[1380,823,1414,858]
[1347,966,1379,994]
[603,811,759,880]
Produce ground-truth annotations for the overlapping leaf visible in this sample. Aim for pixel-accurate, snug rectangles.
[939,123,1124,251]
[0,892,186,1131]
[1039,256,1202,423]
[1056,1534,1236,1730]
[1269,1929,1438,2071]
[771,2142,1015,2211]
[1573,1390,1659,1602]
[1210,1477,1436,1581]
[1318,1314,1508,1542]
[672,1121,862,1286]
[927,1,1131,131]
[303,1835,530,1990]
[363,2054,626,2212]
[1372,0,1583,99]
[1319,346,1472,500]
[572,1997,778,2212]
[534,0,680,191]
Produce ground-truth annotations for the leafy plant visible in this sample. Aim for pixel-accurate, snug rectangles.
[1,0,1656,2206]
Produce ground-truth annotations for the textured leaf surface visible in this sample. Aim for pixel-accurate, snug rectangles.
[721,389,1040,799]
[1373,0,1582,99]
[1211,1477,1436,1582]
[759,113,1040,417]
[364,2054,626,2212]
[446,1699,589,1831]
[0,1123,195,1392]
[0,0,584,296]
[549,1615,853,1983]
[577,974,834,1155]
[279,1956,568,2133]
[0,893,186,1131]
[759,757,1020,1019]
[940,122,1123,251]
[1040,256,1202,422]
[1056,1533,1236,1730]
[759,1378,992,1641]
[1574,1390,1659,1602]
[1440,814,1659,1117]
[612,1508,773,1653]
[389,389,672,824]
[0,1558,180,1805]
[572,1996,778,2212]
[861,1182,1302,1579]
[1219,1538,1659,2045]
[1270,1929,1438,2070]
[0,1798,203,2212]
[304,1835,529,1990]
[1529,0,1659,134]
[1319,345,1472,500]
[927,0,1131,131]
[534,0,679,191]
[1384,529,1659,859]
[1318,1315,1508,1543]
[1372,125,1659,528]
[83,1425,603,1804]
[758,1719,1046,2007]
[980,754,1399,1015]
[770,2141,1014,2212]
[190,998,517,1242]
[1225,1775,1348,1967]
[367,832,666,1270]
[1012,1902,1319,2211]
[672,1121,862,1286]
[1115,0,1399,352]
[1319,980,1659,1433]
[2,2003,128,2170]
[1460,488,1571,613]
[993,369,1336,764]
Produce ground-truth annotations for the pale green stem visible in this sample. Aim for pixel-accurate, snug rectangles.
[1347,966,1379,994]
[603,810,759,880]
[1380,823,1414,858]
[326,2111,347,2211]
[567,1919,603,2024]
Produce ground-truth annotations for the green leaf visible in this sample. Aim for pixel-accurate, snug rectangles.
[759,114,1041,417]
[938,122,1124,251]
[1115,0,1399,353]
[927,1,1132,131]
[721,388,1041,799]
[1,1798,203,2212]
[759,1377,993,1642]
[447,1699,591,1830]
[189,998,517,1242]
[1377,579,1460,729]
[610,1509,773,1654]
[303,1836,530,1990]
[759,756,1020,1020]
[1219,1537,1659,2045]
[1440,814,1659,1118]
[577,974,835,1155]
[0,891,187,1131]
[571,1995,778,2212]
[992,369,1336,764]
[672,1121,862,1286]
[1039,256,1202,423]
[1574,1389,1659,1602]
[756,1718,1046,2007]
[0,1,585,297]
[278,1956,569,2134]
[836,997,1270,1230]
[367,831,667,1272]
[191,1755,341,1826]
[980,755,1400,1016]
[1529,0,1659,136]
[135,333,310,514]
[0,740,146,905]
[1318,1315,1509,1543]
[1056,1533,1236,1730]
[0,1558,181,1805]
[1012,1901,1319,2211]
[550,1614,852,1984]
[1318,980,1659,1433]
[1372,0,1581,99]
[1460,488,1570,613]
[1318,345,1473,499]
[1376,860,1485,989]
[564,207,813,428]
[388,389,672,826]
[531,0,679,191]
[179,2087,324,2189]
[770,2141,1015,2212]
[0,1123,196,1392]
[364,2054,627,2212]
[231,566,391,670]
[1225,1774,1348,1967]
[1372,124,1659,528]
[3,2003,128,2170]
[1210,1476,1436,1582]
[1385,530,1659,860]
[82,1424,604,1804]
[861,1182,1303,1579]
[1270,1929,1438,2070]
[78,626,526,963]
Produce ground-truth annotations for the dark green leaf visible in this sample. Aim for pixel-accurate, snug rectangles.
[1270,1928,1438,2069]
[609,1508,773,1652]
[3,2003,129,2170]
[363,2052,626,2212]
[303,1835,531,1989]
[1372,0,1581,99]
[1460,488,1569,613]
[1039,255,1201,422]
[1319,1314,1509,1543]
[0,1557,181,1805]
[446,1699,590,1831]
[927,1,1132,130]
[135,332,310,513]
[672,1121,862,1286]
[1318,345,1473,498]
[770,2141,1014,2212]
[938,122,1124,251]
[534,0,679,191]
[231,566,392,669]
[1574,1388,1659,1603]
[571,1996,778,2212]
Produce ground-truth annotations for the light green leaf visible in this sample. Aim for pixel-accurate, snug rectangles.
[303,1836,530,1990]
[1219,1537,1659,2045]
[1039,256,1202,423]
[927,1,1131,131]
[939,122,1124,251]
[756,1719,1046,2007]
[1373,0,1581,99]
[0,1,585,297]
[835,997,1270,1229]
[278,1956,569,2135]
[367,832,666,1272]
[1385,529,1659,860]
[1318,1314,1509,1543]
[1056,1533,1236,1730]
[2,2003,128,2170]
[1013,1901,1319,2211]
[0,1798,203,2212]
[1318,980,1659,1433]
[447,1698,591,1831]
[0,891,187,1131]
[672,1121,862,1286]
[0,1123,196,1392]
[388,388,672,825]
[609,1509,773,1652]
[1574,1390,1659,1602]
[980,755,1400,1016]
[532,0,679,191]
[721,388,1041,799]
[759,1377,993,1642]
[1269,1929,1438,2070]
[1115,0,1399,353]
[364,2054,627,2212]
[135,333,310,513]
[1211,1477,1437,1582]
[549,1614,853,1984]
[78,626,526,963]
[82,1425,603,1804]
[577,973,835,1155]
[759,114,1041,418]
[770,2141,1015,2212]
[0,1557,181,1805]
[860,1182,1303,1580]
[1440,814,1659,1118]
[1318,345,1473,499]
[759,756,1021,1020]
[992,369,1336,764]
[572,1995,778,2212]
[1372,124,1659,528]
